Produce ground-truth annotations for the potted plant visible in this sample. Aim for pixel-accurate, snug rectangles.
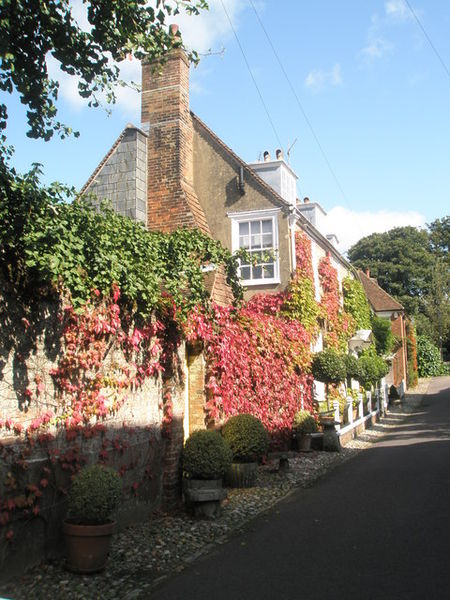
[293,410,318,451]
[63,464,122,573]
[182,429,232,518]
[221,414,269,488]
[311,349,347,417]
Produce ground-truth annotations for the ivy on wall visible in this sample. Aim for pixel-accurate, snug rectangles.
[318,255,355,351]
[342,276,372,330]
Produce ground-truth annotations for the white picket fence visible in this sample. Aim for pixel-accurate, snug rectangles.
[333,384,390,438]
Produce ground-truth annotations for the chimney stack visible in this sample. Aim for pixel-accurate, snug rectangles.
[141,27,209,234]
[276,148,283,160]
[366,268,371,277]
[263,150,271,162]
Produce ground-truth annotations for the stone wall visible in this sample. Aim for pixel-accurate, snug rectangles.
[0,286,183,579]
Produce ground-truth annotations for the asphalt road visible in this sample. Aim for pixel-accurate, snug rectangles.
[152,377,450,600]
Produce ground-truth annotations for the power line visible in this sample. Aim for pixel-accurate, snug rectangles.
[219,0,285,153]
[248,0,350,206]
[404,0,450,78]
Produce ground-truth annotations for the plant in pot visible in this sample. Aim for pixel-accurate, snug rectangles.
[182,429,232,518]
[221,414,269,488]
[63,464,122,573]
[311,348,347,416]
[293,410,318,451]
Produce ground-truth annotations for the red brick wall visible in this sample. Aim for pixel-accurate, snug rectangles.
[391,314,408,387]
[141,50,209,235]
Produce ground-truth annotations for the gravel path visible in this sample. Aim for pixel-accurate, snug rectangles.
[0,382,428,600]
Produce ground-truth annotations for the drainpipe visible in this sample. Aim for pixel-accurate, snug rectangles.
[288,209,297,274]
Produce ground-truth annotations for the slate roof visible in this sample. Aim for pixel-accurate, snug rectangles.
[358,270,403,312]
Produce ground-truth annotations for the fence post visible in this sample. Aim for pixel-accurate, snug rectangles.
[358,393,364,420]
[367,391,372,413]
[347,397,353,426]
[333,401,340,432]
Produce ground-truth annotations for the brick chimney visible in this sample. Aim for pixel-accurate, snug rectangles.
[141,32,209,234]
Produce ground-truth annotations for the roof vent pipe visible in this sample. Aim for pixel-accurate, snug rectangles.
[263,150,271,162]
[303,197,310,204]
[276,148,283,160]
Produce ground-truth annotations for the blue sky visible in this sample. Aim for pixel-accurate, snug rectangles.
[4,0,450,250]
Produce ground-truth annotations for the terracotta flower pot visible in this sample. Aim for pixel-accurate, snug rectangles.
[63,520,115,573]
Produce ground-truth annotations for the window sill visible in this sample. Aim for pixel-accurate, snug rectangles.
[241,278,281,287]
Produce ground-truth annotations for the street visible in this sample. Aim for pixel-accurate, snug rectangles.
[151,377,450,600]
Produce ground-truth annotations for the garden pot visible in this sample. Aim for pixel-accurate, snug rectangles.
[183,478,227,518]
[296,433,312,452]
[226,462,257,488]
[352,408,358,421]
[63,520,115,573]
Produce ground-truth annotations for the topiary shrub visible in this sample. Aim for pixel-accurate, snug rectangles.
[221,414,269,463]
[311,349,347,409]
[358,353,389,389]
[344,354,360,385]
[293,410,318,434]
[311,349,347,385]
[67,464,122,525]
[182,430,232,480]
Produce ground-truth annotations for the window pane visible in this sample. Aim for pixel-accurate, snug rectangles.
[239,222,249,236]
[262,233,273,248]
[240,265,251,280]
[251,234,262,248]
[262,219,272,234]
[239,235,249,249]
[250,221,261,235]
[263,264,274,278]
[252,265,262,279]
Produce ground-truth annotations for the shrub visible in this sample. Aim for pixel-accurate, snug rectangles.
[221,414,269,463]
[371,315,395,356]
[293,410,318,434]
[358,354,389,389]
[417,335,447,377]
[311,349,347,385]
[67,464,122,525]
[182,430,232,480]
[344,354,360,382]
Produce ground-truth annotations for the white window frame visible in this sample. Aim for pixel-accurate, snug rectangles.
[228,208,281,286]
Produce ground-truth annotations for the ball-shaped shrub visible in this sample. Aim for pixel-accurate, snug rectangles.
[221,414,269,463]
[293,410,318,434]
[183,430,232,480]
[358,354,389,389]
[67,464,122,525]
[311,349,347,385]
[344,354,360,382]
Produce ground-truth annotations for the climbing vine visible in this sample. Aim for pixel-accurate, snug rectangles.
[318,255,355,351]
[342,276,372,329]
[282,232,320,335]
[185,302,313,446]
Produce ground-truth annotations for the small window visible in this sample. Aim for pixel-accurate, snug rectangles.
[229,209,280,285]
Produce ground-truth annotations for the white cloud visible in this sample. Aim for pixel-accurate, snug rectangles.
[304,64,343,92]
[385,0,413,22]
[170,0,245,55]
[46,0,246,115]
[361,37,393,59]
[325,206,426,252]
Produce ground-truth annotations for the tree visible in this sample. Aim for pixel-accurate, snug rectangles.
[348,226,434,315]
[420,257,450,358]
[0,0,207,141]
[428,216,449,264]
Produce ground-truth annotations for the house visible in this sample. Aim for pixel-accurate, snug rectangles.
[358,269,409,394]
[82,43,359,409]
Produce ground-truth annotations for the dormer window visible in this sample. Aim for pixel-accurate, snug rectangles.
[229,209,280,285]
